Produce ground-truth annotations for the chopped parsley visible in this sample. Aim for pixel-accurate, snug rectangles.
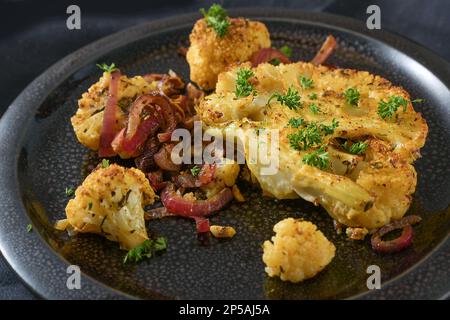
[190,165,201,177]
[411,98,425,104]
[287,119,339,151]
[288,122,322,150]
[88,202,93,210]
[299,76,314,89]
[343,141,368,155]
[101,159,110,168]
[123,237,167,264]
[96,63,117,73]
[279,45,292,58]
[287,117,305,128]
[344,87,360,106]
[309,93,318,100]
[26,224,33,233]
[235,68,256,98]
[269,58,281,66]
[200,4,230,37]
[378,95,408,119]
[309,103,321,114]
[268,87,301,110]
[319,118,339,135]
[302,145,329,170]
[65,187,74,197]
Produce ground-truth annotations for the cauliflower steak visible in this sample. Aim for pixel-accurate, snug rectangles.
[197,62,428,229]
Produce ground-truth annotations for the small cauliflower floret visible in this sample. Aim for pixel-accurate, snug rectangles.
[186,18,270,90]
[65,164,156,250]
[71,72,158,151]
[263,218,335,283]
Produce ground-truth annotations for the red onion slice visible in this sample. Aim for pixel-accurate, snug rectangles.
[99,70,121,157]
[311,35,337,65]
[251,48,291,67]
[371,215,422,254]
[160,183,233,217]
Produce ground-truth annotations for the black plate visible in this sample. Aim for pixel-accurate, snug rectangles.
[0,9,449,299]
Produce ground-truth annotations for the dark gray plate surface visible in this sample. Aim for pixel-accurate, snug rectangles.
[0,9,449,299]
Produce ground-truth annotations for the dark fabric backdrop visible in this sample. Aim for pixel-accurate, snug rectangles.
[0,0,448,299]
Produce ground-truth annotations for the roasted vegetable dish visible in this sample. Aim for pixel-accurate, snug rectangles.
[58,4,428,284]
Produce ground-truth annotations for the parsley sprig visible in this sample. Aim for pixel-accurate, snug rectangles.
[200,4,230,37]
[287,117,305,128]
[309,103,320,114]
[287,119,338,151]
[279,45,292,58]
[378,95,408,119]
[343,141,368,155]
[190,165,201,177]
[302,145,329,170]
[235,68,256,98]
[123,237,167,264]
[344,87,360,106]
[101,159,110,168]
[299,76,314,89]
[268,87,301,110]
[96,63,117,73]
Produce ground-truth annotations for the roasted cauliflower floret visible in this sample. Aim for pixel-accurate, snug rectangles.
[71,72,158,151]
[186,17,270,90]
[65,164,156,250]
[263,218,336,283]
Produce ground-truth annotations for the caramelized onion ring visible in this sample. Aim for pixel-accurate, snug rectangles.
[371,215,422,254]
[160,183,233,217]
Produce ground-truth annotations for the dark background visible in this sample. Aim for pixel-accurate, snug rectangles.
[0,0,448,299]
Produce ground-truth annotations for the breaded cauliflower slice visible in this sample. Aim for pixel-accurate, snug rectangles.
[65,164,156,250]
[71,72,158,151]
[263,218,336,283]
[186,17,271,90]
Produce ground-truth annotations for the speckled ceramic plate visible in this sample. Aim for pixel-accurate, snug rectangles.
[0,9,449,300]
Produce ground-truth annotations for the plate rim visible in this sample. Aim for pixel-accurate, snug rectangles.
[0,8,448,300]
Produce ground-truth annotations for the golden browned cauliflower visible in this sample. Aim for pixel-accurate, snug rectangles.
[263,218,336,283]
[65,164,156,250]
[71,72,158,151]
[186,18,271,90]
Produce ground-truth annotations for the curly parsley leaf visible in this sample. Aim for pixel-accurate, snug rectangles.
[190,165,201,177]
[309,93,318,100]
[288,122,322,150]
[299,76,314,89]
[96,63,117,73]
[200,4,230,37]
[319,118,339,135]
[123,237,167,264]
[65,187,74,197]
[343,141,368,155]
[344,87,360,106]
[268,87,301,110]
[101,159,110,168]
[279,45,292,58]
[378,95,408,119]
[287,117,305,128]
[235,68,256,98]
[309,103,321,114]
[288,119,338,151]
[302,145,329,170]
